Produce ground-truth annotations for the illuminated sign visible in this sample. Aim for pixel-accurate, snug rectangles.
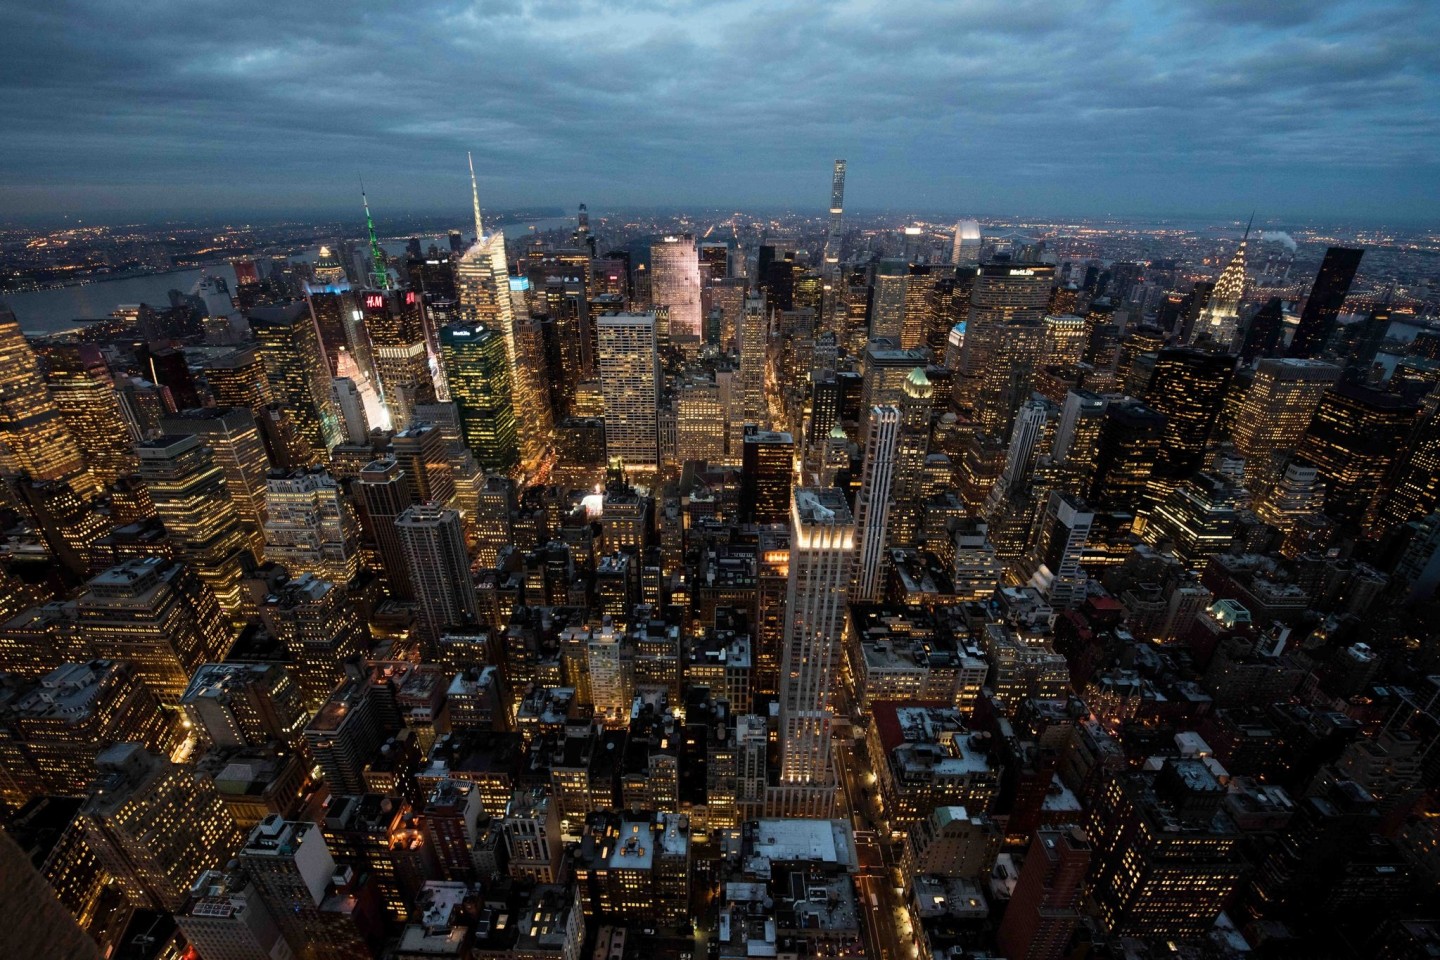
[405,291,417,306]
[1008,269,1035,276]
[508,276,530,291]
[364,293,385,310]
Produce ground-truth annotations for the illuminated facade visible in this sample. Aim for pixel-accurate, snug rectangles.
[397,504,481,646]
[137,434,250,616]
[263,467,361,583]
[258,573,363,711]
[75,558,232,704]
[0,307,99,499]
[674,377,727,465]
[1232,358,1341,485]
[43,344,138,487]
[1196,227,1249,347]
[78,743,243,912]
[1294,382,1418,532]
[159,406,271,557]
[850,405,900,602]
[649,234,702,346]
[362,287,435,430]
[775,488,854,816]
[249,302,342,461]
[439,322,518,474]
[1141,347,1235,505]
[597,313,659,469]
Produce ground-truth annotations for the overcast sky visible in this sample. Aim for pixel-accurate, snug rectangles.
[2,0,1437,224]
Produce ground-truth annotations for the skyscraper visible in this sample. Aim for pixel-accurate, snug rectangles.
[823,159,846,267]
[1022,491,1094,610]
[249,302,342,462]
[1294,383,1418,532]
[263,467,361,583]
[1289,246,1364,359]
[995,827,1092,960]
[649,234,702,347]
[357,458,418,600]
[0,307,99,499]
[735,295,769,445]
[159,406,271,556]
[43,344,138,487]
[397,503,481,646]
[597,313,659,469]
[1141,348,1235,503]
[136,435,251,617]
[258,573,363,711]
[1232,358,1341,485]
[775,488,854,817]
[888,367,935,547]
[76,558,233,704]
[957,261,1055,433]
[869,259,910,343]
[1195,225,1250,347]
[850,406,900,602]
[1088,400,1167,511]
[78,743,243,912]
[439,322,518,473]
[361,287,435,430]
[739,429,794,525]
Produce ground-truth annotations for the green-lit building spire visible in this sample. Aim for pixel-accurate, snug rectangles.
[361,184,391,290]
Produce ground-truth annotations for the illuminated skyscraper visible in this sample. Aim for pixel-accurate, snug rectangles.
[1294,383,1417,532]
[740,428,794,525]
[1232,358,1341,485]
[597,313,659,469]
[888,367,934,547]
[650,234,703,346]
[0,307,99,499]
[1196,223,1250,347]
[258,573,363,711]
[869,259,910,344]
[1022,491,1095,610]
[674,376,727,465]
[775,487,854,817]
[136,435,251,617]
[957,261,1055,433]
[735,295,769,448]
[1141,348,1235,504]
[159,407,271,556]
[76,558,233,704]
[850,405,900,602]
[249,303,342,462]
[361,287,435,430]
[43,344,138,487]
[78,744,243,912]
[1288,246,1364,359]
[1376,397,1440,532]
[1088,400,1166,511]
[823,159,846,267]
[951,219,982,266]
[262,467,361,583]
[397,503,480,646]
[439,322,517,473]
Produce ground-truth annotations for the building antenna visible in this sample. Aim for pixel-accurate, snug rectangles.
[468,152,484,240]
[361,180,390,290]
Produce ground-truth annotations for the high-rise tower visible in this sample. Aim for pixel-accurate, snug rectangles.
[850,406,900,602]
[0,307,99,499]
[1288,246,1364,359]
[823,159,846,267]
[439,323,518,473]
[1195,220,1250,347]
[397,503,480,647]
[650,235,703,347]
[597,313,659,469]
[775,487,854,817]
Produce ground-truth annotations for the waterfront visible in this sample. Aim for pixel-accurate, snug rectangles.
[3,218,573,333]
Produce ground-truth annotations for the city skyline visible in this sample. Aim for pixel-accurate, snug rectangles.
[2,0,1438,222]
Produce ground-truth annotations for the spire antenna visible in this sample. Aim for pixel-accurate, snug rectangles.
[361,181,390,290]
[468,152,484,240]
[1244,211,1254,241]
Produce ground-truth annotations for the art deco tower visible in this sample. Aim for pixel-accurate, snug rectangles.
[775,487,854,817]
[1195,220,1250,347]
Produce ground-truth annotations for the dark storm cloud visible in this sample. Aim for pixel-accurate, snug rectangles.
[0,0,1436,221]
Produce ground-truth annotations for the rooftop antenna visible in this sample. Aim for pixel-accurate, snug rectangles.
[361,179,390,290]
[468,152,484,240]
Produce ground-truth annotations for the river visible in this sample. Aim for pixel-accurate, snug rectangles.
[2,218,575,334]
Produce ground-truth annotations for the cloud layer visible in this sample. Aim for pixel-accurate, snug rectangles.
[1,0,1437,222]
